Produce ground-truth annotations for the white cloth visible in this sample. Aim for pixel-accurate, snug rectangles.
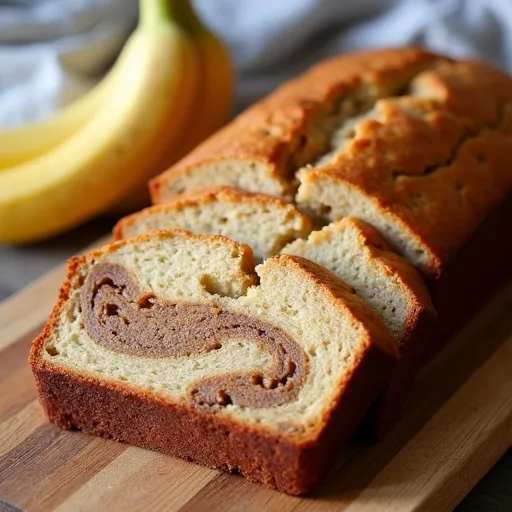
[1,0,511,126]
[0,0,138,126]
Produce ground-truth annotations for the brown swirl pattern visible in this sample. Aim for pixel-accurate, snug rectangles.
[80,263,308,410]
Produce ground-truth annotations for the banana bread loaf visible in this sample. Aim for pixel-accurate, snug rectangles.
[150,46,512,356]
[30,230,398,494]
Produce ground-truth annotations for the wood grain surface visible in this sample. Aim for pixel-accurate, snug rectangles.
[0,253,511,512]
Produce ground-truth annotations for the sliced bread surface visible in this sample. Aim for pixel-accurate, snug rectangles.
[113,186,312,260]
[30,229,397,494]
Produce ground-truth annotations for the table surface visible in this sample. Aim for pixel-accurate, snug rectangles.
[0,218,510,512]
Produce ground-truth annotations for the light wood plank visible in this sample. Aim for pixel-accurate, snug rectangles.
[0,425,93,507]
[340,337,512,512]
[0,365,37,423]
[0,401,45,458]
[339,335,512,512]
[21,436,127,512]
[56,447,217,512]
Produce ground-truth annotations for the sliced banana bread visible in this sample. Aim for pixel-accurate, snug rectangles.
[282,217,435,437]
[113,186,312,260]
[30,230,397,495]
[149,47,512,364]
[119,186,435,437]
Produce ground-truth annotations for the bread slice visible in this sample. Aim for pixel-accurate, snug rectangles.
[150,48,443,202]
[283,218,434,344]
[30,230,397,494]
[113,187,312,260]
[282,218,435,437]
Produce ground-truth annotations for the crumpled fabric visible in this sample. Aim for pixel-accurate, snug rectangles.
[1,0,511,126]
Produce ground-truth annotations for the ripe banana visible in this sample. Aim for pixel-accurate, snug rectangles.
[112,0,234,211]
[0,53,115,170]
[0,0,199,243]
[170,0,233,157]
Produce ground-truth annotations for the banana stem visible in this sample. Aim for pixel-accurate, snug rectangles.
[138,0,191,28]
[172,0,209,35]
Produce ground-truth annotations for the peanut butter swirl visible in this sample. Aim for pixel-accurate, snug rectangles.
[80,263,308,410]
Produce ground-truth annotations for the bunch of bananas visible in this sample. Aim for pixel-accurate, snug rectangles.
[0,0,233,243]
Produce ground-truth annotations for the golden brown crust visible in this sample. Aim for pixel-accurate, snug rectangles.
[113,186,311,242]
[150,47,443,202]
[297,60,512,277]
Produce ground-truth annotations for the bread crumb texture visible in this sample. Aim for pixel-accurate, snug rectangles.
[40,231,394,438]
[114,187,312,260]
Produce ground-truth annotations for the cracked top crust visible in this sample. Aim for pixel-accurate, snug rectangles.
[150,47,443,200]
[150,47,512,278]
[297,60,512,277]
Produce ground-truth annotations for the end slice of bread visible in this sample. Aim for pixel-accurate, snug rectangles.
[30,229,397,494]
[113,187,312,260]
[282,217,436,437]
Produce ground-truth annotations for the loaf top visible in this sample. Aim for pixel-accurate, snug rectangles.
[150,47,512,278]
[113,186,312,260]
[30,229,397,441]
[297,59,512,277]
[150,47,442,200]
[169,47,438,170]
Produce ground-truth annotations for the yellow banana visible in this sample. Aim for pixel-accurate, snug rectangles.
[112,0,234,212]
[0,0,199,243]
[0,51,116,170]
[173,0,233,156]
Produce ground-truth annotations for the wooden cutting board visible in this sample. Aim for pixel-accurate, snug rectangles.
[0,251,511,512]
